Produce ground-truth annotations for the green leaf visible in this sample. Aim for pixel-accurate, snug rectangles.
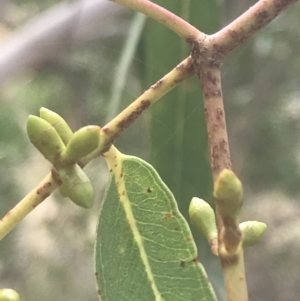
[95,146,217,301]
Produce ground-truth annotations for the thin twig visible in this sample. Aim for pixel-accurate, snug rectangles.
[110,0,204,40]
[209,0,299,58]
[0,173,59,240]
[221,249,248,301]
[199,67,231,179]
[198,66,247,300]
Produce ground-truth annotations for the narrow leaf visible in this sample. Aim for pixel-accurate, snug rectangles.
[106,12,147,123]
[95,146,217,301]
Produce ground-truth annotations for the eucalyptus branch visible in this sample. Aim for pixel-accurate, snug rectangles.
[209,0,298,58]
[0,56,194,240]
[185,4,298,298]
[194,60,247,300]
[1,0,295,298]
[110,0,204,40]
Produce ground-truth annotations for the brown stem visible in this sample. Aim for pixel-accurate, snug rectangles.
[199,66,231,179]
[110,0,204,40]
[197,63,247,299]
[198,66,247,298]
[209,0,299,58]
[187,34,248,301]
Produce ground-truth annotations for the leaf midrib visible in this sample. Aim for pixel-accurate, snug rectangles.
[104,145,164,301]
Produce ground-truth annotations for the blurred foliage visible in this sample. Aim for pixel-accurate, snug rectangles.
[0,0,300,301]
[0,100,28,208]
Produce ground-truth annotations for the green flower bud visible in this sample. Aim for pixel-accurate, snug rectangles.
[189,197,217,243]
[214,169,243,203]
[40,107,73,145]
[27,115,65,165]
[213,169,243,220]
[61,126,100,164]
[240,221,267,247]
[0,289,20,301]
[58,164,94,208]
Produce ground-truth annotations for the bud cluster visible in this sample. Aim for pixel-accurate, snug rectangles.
[27,108,100,208]
[189,169,267,255]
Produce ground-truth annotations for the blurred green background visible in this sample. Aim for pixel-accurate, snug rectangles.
[0,0,300,300]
